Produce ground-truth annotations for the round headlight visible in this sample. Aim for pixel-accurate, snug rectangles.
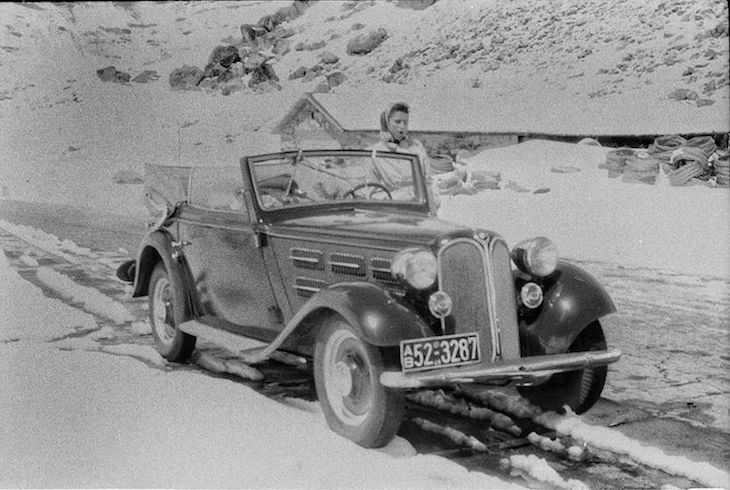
[391,248,437,290]
[511,237,558,277]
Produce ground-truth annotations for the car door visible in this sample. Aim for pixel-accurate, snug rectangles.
[176,166,283,341]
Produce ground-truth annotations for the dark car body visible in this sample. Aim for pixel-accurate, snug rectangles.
[123,149,620,447]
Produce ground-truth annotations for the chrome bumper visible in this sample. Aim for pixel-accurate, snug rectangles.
[380,348,622,389]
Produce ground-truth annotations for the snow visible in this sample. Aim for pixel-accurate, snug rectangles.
[0,0,728,487]
[0,249,525,489]
[35,266,134,324]
[535,411,730,488]
[440,140,730,278]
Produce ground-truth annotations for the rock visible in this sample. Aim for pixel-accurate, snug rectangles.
[306,40,326,51]
[112,169,143,185]
[202,62,225,79]
[395,0,436,9]
[346,28,388,55]
[131,70,160,83]
[682,66,695,76]
[288,66,308,80]
[248,63,279,89]
[667,88,698,101]
[96,66,130,83]
[389,57,407,73]
[703,80,716,94]
[258,14,277,32]
[351,22,365,31]
[241,24,267,46]
[169,65,204,89]
[326,71,346,89]
[320,50,339,64]
[208,45,241,68]
[696,98,715,107]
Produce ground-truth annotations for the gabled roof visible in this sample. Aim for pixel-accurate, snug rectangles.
[275,87,730,137]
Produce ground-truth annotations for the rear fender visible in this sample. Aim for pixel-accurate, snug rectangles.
[131,231,197,317]
[285,282,431,349]
[520,261,615,355]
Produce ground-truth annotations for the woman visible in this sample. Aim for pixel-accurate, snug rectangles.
[370,102,438,211]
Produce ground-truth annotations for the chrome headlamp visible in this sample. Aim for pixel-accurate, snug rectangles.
[511,237,558,277]
[391,248,437,290]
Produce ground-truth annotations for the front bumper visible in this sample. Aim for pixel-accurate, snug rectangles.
[380,348,622,389]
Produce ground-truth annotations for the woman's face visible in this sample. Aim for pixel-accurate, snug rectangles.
[388,110,409,141]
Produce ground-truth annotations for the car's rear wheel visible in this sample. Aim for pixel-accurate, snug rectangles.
[149,263,196,361]
[518,321,607,414]
[314,315,404,448]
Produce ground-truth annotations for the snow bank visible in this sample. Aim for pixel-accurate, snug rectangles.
[0,219,94,264]
[35,266,134,324]
[439,140,730,278]
[0,250,97,342]
[535,412,730,489]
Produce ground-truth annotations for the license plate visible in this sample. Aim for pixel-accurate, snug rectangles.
[400,333,480,373]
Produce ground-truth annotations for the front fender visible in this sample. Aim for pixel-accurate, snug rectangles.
[131,230,196,310]
[290,282,431,347]
[520,261,616,356]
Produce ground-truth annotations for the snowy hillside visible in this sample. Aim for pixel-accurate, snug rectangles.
[0,0,728,268]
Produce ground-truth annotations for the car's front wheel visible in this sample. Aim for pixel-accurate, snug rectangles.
[149,263,196,362]
[314,315,404,448]
[518,320,608,414]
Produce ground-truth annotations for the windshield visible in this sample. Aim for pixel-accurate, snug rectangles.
[249,150,425,210]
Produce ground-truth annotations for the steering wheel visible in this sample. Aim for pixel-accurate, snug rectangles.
[343,182,392,200]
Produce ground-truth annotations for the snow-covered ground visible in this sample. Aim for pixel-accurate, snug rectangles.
[1,0,729,487]
[0,249,529,489]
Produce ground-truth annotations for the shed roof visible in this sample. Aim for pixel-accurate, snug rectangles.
[276,87,729,137]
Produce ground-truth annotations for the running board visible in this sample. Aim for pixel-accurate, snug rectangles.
[179,319,271,364]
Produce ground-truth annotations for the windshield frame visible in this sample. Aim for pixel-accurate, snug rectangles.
[242,149,431,221]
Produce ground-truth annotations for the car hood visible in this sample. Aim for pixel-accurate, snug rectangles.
[265,209,492,249]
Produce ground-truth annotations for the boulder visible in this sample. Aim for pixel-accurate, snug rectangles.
[346,28,388,55]
[288,66,308,80]
[169,65,204,89]
[96,66,131,83]
[240,23,268,45]
[258,14,278,32]
[326,71,346,89]
[320,51,339,64]
[208,45,241,68]
[668,88,699,101]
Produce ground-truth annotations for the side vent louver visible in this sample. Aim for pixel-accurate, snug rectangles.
[294,277,328,297]
[330,253,366,277]
[371,257,396,283]
[290,248,324,270]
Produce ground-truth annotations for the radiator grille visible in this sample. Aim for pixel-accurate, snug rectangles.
[489,239,521,360]
[438,240,494,359]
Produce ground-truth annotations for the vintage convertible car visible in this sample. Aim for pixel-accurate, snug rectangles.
[118,149,621,448]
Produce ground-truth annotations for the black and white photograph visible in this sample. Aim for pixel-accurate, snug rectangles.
[0,1,728,487]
